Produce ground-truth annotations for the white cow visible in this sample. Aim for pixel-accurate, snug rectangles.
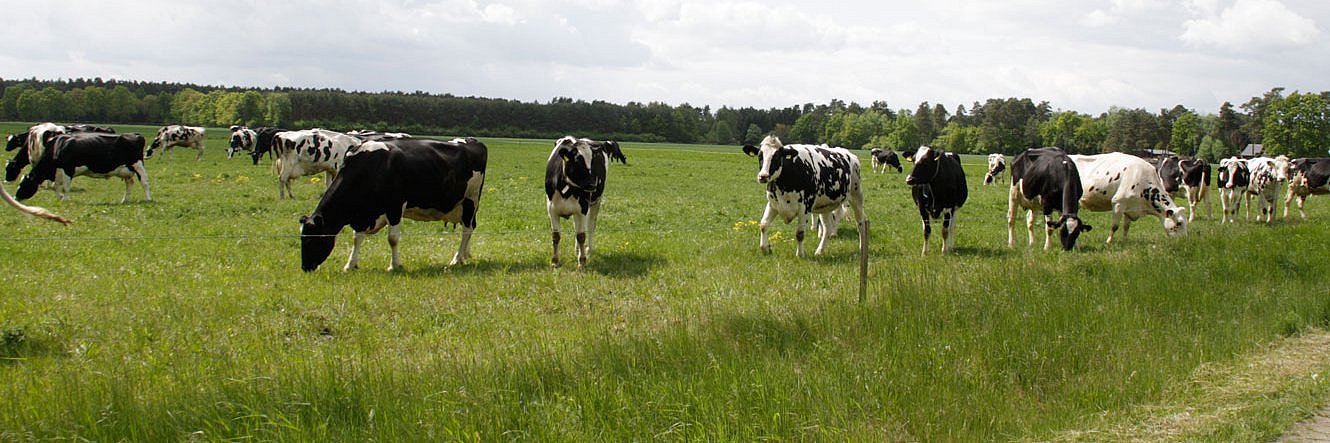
[271,129,362,199]
[1070,152,1187,243]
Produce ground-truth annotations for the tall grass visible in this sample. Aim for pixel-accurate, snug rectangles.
[0,123,1327,440]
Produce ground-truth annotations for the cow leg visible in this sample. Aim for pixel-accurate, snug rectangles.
[195,141,205,161]
[920,209,932,256]
[572,211,589,269]
[794,212,808,258]
[759,203,775,255]
[942,209,958,254]
[121,177,132,204]
[549,206,562,268]
[1042,213,1054,251]
[449,225,474,267]
[1183,185,1196,222]
[131,161,151,201]
[386,224,403,272]
[1006,184,1019,248]
[1107,209,1124,244]
[344,231,368,271]
[586,201,600,259]
[814,213,831,256]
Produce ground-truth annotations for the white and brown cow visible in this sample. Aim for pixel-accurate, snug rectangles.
[983,153,1007,186]
[905,146,967,255]
[1070,152,1187,242]
[742,135,867,257]
[1007,148,1092,251]
[299,137,487,272]
[271,129,362,199]
[147,125,206,160]
[545,136,628,268]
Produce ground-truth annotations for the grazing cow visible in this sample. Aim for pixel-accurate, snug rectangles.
[147,125,206,160]
[271,129,362,199]
[1070,152,1187,242]
[228,126,257,159]
[299,137,487,272]
[984,153,1007,185]
[868,148,902,173]
[1217,157,1250,223]
[741,135,867,257]
[1007,148,1092,251]
[232,127,290,165]
[545,136,628,268]
[1156,156,1211,221]
[1285,158,1330,219]
[904,146,967,255]
[15,132,150,204]
[6,124,116,182]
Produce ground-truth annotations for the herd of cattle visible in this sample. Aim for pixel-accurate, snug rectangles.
[3,123,1329,271]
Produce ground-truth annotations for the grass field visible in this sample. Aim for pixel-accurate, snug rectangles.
[2,123,1329,440]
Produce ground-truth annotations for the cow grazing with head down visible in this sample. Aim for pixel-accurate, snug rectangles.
[147,125,206,160]
[741,135,867,258]
[299,137,487,272]
[228,126,257,159]
[1070,152,1187,242]
[15,131,150,204]
[984,153,1007,185]
[1007,148,1092,251]
[869,148,902,173]
[1217,157,1250,224]
[904,146,967,255]
[1285,158,1330,220]
[6,124,115,183]
[233,127,289,165]
[546,136,628,268]
[271,129,362,199]
[1156,156,1211,221]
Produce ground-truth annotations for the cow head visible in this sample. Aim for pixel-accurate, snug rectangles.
[5,133,25,152]
[984,153,1006,185]
[1218,158,1250,189]
[14,139,58,201]
[743,135,794,184]
[905,146,945,186]
[1273,155,1292,181]
[299,214,337,272]
[1157,156,1183,193]
[5,152,27,182]
[1161,207,1188,236]
[229,126,255,159]
[553,136,600,190]
[1048,215,1092,251]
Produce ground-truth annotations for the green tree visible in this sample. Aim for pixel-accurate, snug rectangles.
[1169,111,1201,156]
[743,123,764,144]
[1038,111,1090,151]
[1241,87,1285,145]
[933,121,982,154]
[1073,117,1108,154]
[1102,107,1162,153]
[106,86,136,122]
[266,92,292,127]
[1262,91,1330,158]
[1,84,31,120]
[1216,101,1245,151]
[874,114,920,150]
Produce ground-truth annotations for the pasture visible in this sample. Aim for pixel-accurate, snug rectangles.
[1,123,1329,440]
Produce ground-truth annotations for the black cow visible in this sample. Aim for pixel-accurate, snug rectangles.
[1157,156,1211,221]
[1007,148,1091,251]
[904,146,967,255]
[741,135,867,257]
[16,132,150,203]
[869,148,902,173]
[299,137,487,272]
[1285,158,1330,220]
[546,136,627,269]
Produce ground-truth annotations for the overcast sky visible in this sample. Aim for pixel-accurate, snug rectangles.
[1,0,1326,115]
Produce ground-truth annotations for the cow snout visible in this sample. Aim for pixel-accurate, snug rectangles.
[757,172,770,183]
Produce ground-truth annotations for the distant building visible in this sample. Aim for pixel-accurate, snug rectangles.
[1240,144,1263,158]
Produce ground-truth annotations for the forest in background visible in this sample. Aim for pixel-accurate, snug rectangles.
[2,77,1327,160]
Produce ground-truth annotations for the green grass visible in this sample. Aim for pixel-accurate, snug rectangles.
[1,123,1329,440]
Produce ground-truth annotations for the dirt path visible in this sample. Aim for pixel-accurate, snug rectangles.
[1278,404,1330,442]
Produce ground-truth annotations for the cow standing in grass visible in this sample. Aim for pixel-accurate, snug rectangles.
[741,135,866,258]
[272,129,362,199]
[905,146,967,255]
[545,136,627,268]
[1007,148,1091,251]
[147,125,206,160]
[1157,156,1211,221]
[15,131,150,204]
[984,153,1007,186]
[1071,152,1187,241]
[299,137,487,272]
[869,148,902,173]
[1285,158,1330,220]
[1217,157,1250,224]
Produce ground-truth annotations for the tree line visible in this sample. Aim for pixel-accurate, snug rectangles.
[2,77,1327,160]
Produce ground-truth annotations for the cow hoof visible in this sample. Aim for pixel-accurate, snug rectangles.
[551,259,561,268]
[342,265,358,272]
[760,246,772,255]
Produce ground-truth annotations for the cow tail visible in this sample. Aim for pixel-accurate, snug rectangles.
[1197,169,1209,201]
[0,182,70,225]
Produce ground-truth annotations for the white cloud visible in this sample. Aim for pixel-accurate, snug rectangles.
[1082,10,1120,27]
[1180,0,1321,50]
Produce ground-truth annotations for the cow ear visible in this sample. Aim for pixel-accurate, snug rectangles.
[742,145,759,157]
[1081,223,1093,232]
[1165,209,1175,218]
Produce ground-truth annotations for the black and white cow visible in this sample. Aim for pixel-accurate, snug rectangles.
[545,136,628,268]
[1071,152,1187,241]
[235,127,289,165]
[347,130,413,142]
[1157,156,1211,221]
[868,148,902,173]
[1285,158,1330,220]
[1007,148,1092,251]
[147,125,206,160]
[904,146,967,254]
[299,137,487,272]
[6,124,115,183]
[741,135,867,257]
[1217,157,1250,224]
[983,153,1007,186]
[15,131,150,204]
[271,129,362,199]
[228,126,257,159]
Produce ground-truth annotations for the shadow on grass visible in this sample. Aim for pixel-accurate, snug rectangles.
[582,250,667,278]
[401,258,551,277]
